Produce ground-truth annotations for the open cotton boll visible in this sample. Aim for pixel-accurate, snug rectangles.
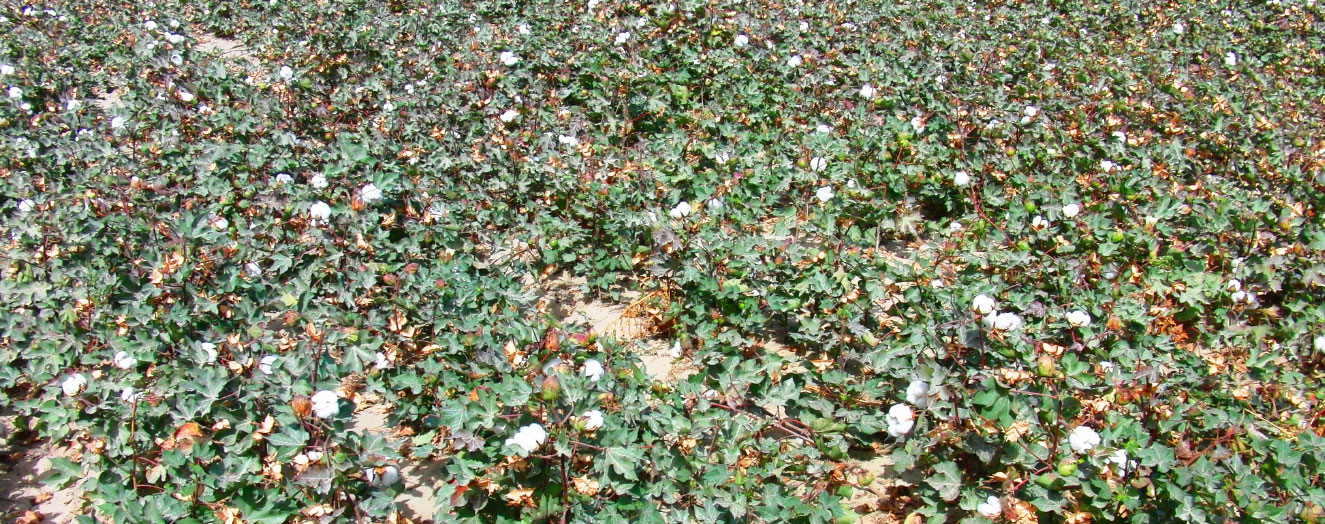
[669,201,691,219]
[1066,310,1091,328]
[581,409,604,431]
[581,359,604,382]
[1068,425,1101,453]
[113,351,137,370]
[885,403,915,438]
[953,170,971,187]
[905,380,931,408]
[994,312,1023,331]
[972,294,997,315]
[977,496,1002,518]
[809,156,827,172]
[311,390,339,418]
[367,465,401,487]
[360,183,383,203]
[308,201,331,223]
[815,186,835,202]
[1062,203,1081,218]
[62,373,88,396]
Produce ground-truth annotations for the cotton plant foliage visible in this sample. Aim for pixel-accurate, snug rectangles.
[1,0,1324,523]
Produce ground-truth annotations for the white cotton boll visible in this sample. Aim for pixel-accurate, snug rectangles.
[168,19,179,28]
[1066,310,1092,328]
[809,156,827,172]
[8,86,22,99]
[668,340,682,359]
[1024,105,1040,118]
[367,465,401,487]
[581,359,604,382]
[210,214,228,230]
[143,20,158,31]
[787,54,803,67]
[382,100,395,112]
[815,186,835,202]
[581,409,604,430]
[1227,279,1242,292]
[707,198,723,212]
[558,135,579,147]
[17,199,34,213]
[360,183,383,203]
[948,221,964,234]
[669,201,692,219]
[953,171,971,187]
[1032,215,1049,230]
[245,262,262,278]
[972,294,998,315]
[734,34,748,47]
[816,124,832,134]
[977,496,1002,518]
[62,373,88,396]
[905,381,931,408]
[311,390,339,418]
[1100,159,1118,172]
[0,64,14,75]
[859,83,876,99]
[615,31,630,44]
[1106,449,1137,472]
[885,403,915,438]
[259,355,277,375]
[308,174,328,189]
[1231,290,1247,303]
[1315,335,1325,352]
[982,311,998,330]
[505,423,548,454]
[714,151,730,165]
[1062,203,1081,218]
[113,351,137,370]
[500,109,518,122]
[309,201,331,223]
[200,342,218,363]
[165,33,185,44]
[274,173,294,185]
[1068,425,1101,452]
[1112,131,1127,143]
[374,351,392,370]
[910,116,925,133]
[1172,21,1185,34]
[111,116,126,129]
[499,51,519,66]
[121,386,143,404]
[279,66,294,81]
[993,312,1023,332]
[177,90,194,102]
[517,24,530,35]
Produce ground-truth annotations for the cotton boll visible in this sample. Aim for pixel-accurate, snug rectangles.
[885,403,915,438]
[977,496,1002,518]
[581,359,604,382]
[1065,310,1092,328]
[360,183,383,203]
[113,351,137,370]
[905,381,931,408]
[1068,425,1101,452]
[972,294,997,315]
[809,156,827,172]
[669,201,691,219]
[311,390,339,418]
[1062,203,1081,218]
[993,312,1022,331]
[815,186,835,202]
[581,409,604,430]
[953,171,971,187]
[62,374,88,396]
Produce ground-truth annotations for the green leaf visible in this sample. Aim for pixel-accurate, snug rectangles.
[603,446,646,481]
[926,461,961,502]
